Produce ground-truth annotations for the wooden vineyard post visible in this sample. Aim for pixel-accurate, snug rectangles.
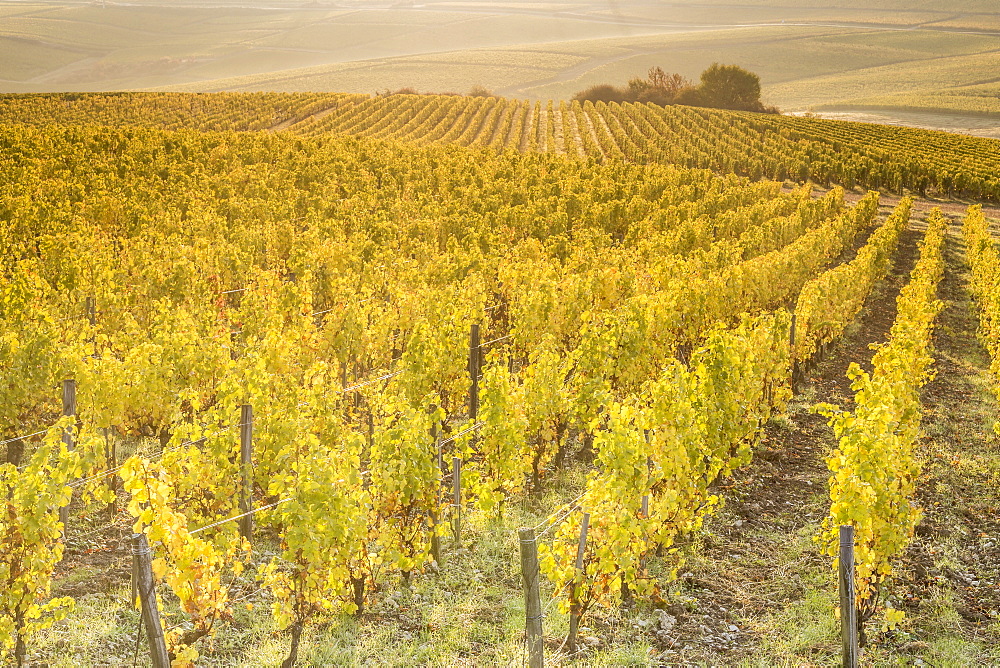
[469,324,480,420]
[839,525,859,668]
[432,417,446,562]
[789,312,799,390]
[430,420,442,567]
[437,423,445,475]
[352,358,361,411]
[239,404,254,543]
[85,296,96,327]
[391,328,401,363]
[86,295,97,358]
[105,427,116,520]
[132,534,170,668]
[641,451,651,522]
[59,379,76,530]
[626,458,654,609]
[644,452,653,507]
[567,512,590,653]
[4,440,22,467]
[367,410,374,451]
[452,457,462,545]
[518,527,544,668]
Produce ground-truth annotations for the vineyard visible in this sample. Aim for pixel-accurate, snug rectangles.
[3,92,1000,202]
[1,94,999,666]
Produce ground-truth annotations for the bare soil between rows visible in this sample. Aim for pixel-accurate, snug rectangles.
[640,213,1000,664]
[639,216,923,664]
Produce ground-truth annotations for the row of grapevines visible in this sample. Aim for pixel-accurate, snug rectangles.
[962,204,1000,412]
[3,93,999,200]
[278,95,998,202]
[533,200,930,645]
[817,209,947,636]
[539,311,791,649]
[0,421,79,665]
[644,190,876,351]
[793,198,913,365]
[0,93,353,133]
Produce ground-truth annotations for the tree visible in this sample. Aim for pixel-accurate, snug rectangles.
[573,84,628,104]
[673,87,703,107]
[626,77,649,98]
[697,63,763,111]
[636,87,675,106]
[647,67,690,96]
[569,63,776,113]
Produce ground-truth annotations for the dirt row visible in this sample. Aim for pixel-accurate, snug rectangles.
[842,189,1000,222]
[639,210,1000,665]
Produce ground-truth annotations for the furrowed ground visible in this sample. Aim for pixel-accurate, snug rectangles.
[672,212,1000,666]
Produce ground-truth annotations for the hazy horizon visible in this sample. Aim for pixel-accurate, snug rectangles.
[1,0,999,134]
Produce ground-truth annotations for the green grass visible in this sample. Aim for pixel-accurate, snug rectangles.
[772,49,1000,111]
[820,82,1000,117]
[0,4,54,20]
[34,466,597,665]
[0,36,86,83]
[0,16,156,50]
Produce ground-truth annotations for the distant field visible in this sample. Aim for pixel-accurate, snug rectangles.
[167,26,1000,119]
[803,109,1000,140]
[767,49,1000,110]
[816,82,1000,119]
[0,0,998,122]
